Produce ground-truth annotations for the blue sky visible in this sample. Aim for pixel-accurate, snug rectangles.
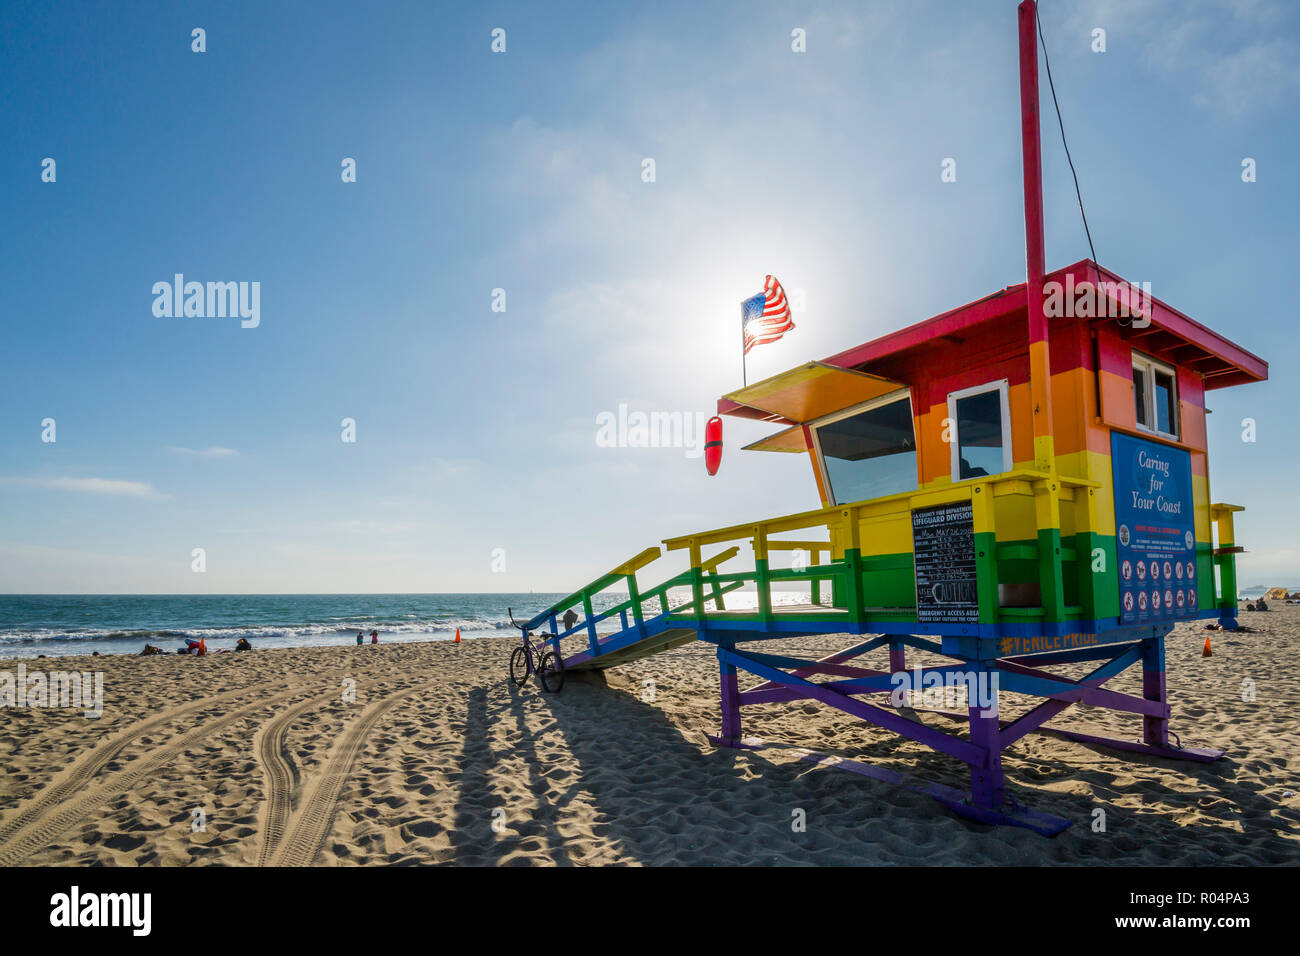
[1,0,1297,593]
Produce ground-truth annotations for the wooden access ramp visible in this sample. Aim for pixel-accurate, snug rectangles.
[563,623,699,671]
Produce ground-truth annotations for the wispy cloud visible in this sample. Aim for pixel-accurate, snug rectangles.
[1063,0,1300,116]
[1191,38,1300,115]
[168,446,239,458]
[334,520,418,535]
[2,476,166,499]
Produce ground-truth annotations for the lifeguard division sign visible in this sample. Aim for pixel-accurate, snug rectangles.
[912,504,979,624]
[1113,434,1197,625]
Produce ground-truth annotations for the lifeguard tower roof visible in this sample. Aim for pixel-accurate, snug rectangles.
[719,258,1267,433]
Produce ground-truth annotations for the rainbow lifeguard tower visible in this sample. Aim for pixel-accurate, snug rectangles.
[513,1,1267,833]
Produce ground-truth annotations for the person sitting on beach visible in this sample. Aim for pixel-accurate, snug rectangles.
[370,629,378,644]
[356,631,364,645]
[235,638,252,652]
[140,643,163,656]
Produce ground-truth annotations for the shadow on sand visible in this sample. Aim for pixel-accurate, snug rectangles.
[447,653,1294,865]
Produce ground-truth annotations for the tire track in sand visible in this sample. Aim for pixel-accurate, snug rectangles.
[0,681,281,849]
[0,683,313,865]
[269,682,427,867]
[254,691,338,867]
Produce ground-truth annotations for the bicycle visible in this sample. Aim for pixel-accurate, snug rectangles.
[507,608,566,693]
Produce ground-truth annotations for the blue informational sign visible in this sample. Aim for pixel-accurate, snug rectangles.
[1111,433,1198,624]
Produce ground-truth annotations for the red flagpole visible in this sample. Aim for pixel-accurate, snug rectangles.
[1018,0,1055,474]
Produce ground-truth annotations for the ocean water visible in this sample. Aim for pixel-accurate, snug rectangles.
[0,593,604,659]
[0,590,818,660]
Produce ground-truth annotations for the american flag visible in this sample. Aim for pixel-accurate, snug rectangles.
[741,275,794,355]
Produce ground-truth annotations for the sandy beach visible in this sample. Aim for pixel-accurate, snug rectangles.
[1,607,1297,866]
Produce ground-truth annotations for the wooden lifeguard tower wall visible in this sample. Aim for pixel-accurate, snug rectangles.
[513,1,1267,833]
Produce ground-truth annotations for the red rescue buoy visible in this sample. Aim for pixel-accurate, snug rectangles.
[704,415,723,476]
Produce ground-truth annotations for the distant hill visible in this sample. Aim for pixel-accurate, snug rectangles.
[1238,585,1300,600]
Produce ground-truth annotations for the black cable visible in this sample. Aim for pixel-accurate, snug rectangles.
[1036,3,1098,265]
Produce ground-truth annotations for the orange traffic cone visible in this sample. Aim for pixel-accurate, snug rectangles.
[1202,635,1212,657]
[454,627,461,644]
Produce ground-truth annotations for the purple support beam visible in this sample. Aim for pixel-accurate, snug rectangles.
[999,645,1142,747]
[751,659,885,680]
[740,669,889,707]
[719,648,983,765]
[719,653,742,744]
[1037,727,1223,762]
[896,698,1226,764]
[796,747,1069,836]
[747,636,888,693]
[705,628,1222,833]
[967,668,1004,810]
[711,738,1071,836]
[997,660,1169,717]
[1141,637,1169,747]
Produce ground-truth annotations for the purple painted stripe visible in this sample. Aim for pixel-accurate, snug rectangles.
[1041,728,1223,762]
[712,738,1072,837]
[996,661,1169,717]
[740,678,889,707]
[718,648,983,765]
[748,636,887,692]
[999,645,1142,747]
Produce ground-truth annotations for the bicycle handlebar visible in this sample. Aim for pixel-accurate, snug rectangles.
[508,607,541,633]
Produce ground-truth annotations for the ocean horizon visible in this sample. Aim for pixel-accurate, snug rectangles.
[0,590,817,659]
[0,593,594,659]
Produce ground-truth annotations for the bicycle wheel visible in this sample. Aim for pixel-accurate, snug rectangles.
[509,646,531,687]
[538,651,566,693]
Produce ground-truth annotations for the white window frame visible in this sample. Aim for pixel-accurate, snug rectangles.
[810,388,916,506]
[947,379,1013,482]
[1132,351,1180,440]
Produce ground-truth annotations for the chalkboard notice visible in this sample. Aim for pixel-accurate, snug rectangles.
[912,503,979,623]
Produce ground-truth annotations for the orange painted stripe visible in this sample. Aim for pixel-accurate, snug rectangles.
[804,424,831,506]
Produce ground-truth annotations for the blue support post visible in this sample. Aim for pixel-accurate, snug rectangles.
[582,592,599,656]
